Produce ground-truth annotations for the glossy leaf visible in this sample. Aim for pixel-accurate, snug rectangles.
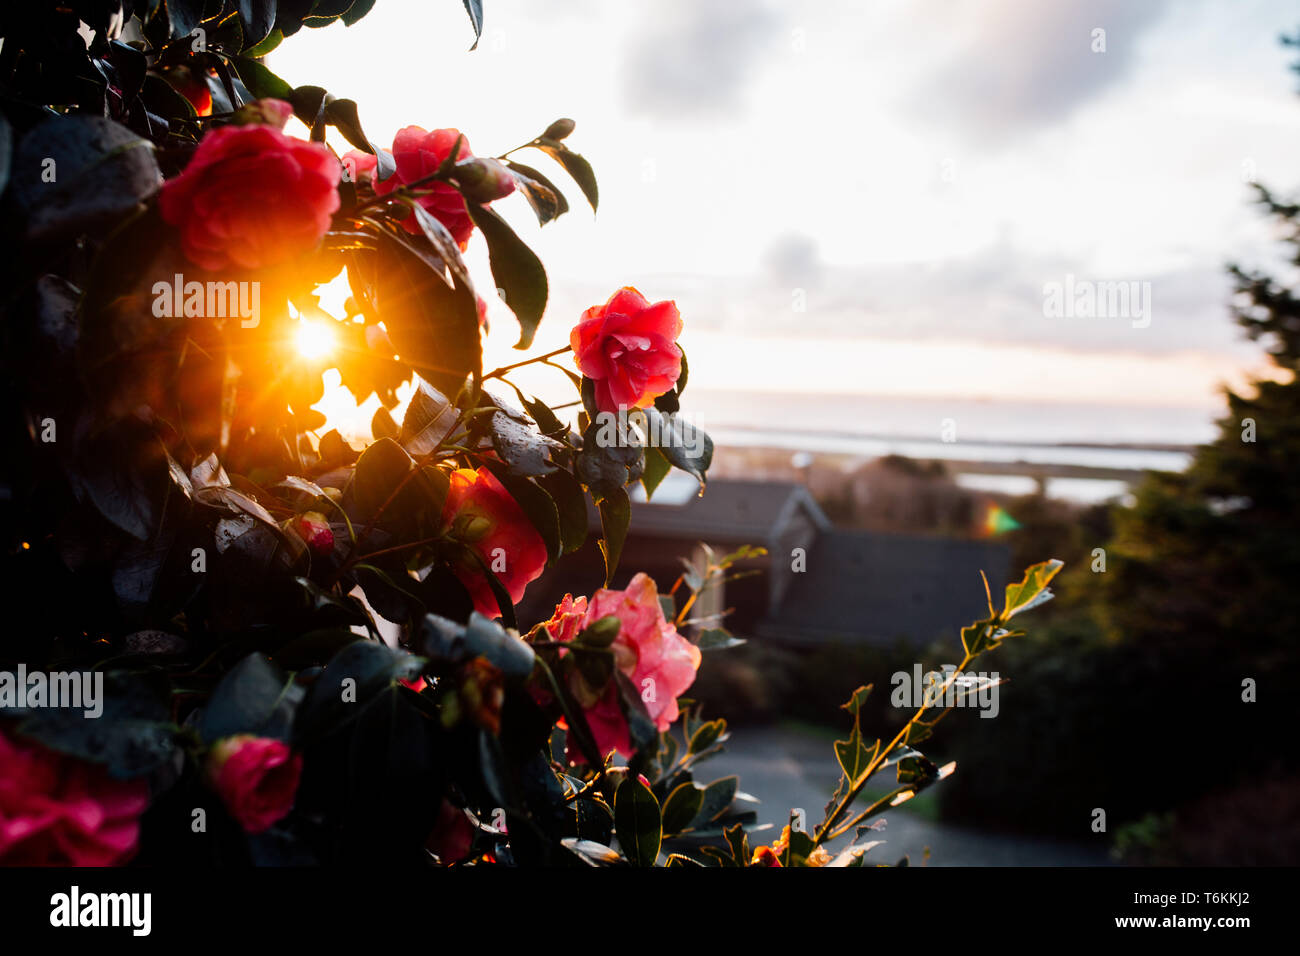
[597,487,630,587]
[660,781,704,836]
[614,776,661,867]
[1003,558,1065,619]
[466,203,548,349]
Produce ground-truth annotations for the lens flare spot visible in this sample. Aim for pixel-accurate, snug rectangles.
[296,320,337,360]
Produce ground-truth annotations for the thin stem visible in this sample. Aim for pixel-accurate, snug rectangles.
[813,642,983,847]
[483,346,572,380]
[348,534,445,566]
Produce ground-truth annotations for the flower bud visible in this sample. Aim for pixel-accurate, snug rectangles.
[542,118,575,141]
[452,157,516,203]
[452,513,494,543]
[577,614,621,648]
[230,97,295,130]
[292,510,334,556]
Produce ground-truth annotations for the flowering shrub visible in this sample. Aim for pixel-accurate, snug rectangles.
[0,1,1059,866]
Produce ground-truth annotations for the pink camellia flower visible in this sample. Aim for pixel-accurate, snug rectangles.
[571,287,683,415]
[0,728,149,866]
[205,734,303,835]
[587,573,700,732]
[545,573,701,762]
[160,124,340,271]
[344,126,501,247]
[441,467,548,619]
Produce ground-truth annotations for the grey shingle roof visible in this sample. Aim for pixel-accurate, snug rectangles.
[621,479,829,545]
[757,530,1010,647]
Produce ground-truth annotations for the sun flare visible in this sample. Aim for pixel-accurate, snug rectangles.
[295,320,337,361]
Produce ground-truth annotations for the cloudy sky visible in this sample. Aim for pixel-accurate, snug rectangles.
[272,0,1300,437]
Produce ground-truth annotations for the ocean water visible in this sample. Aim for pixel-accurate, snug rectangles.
[688,389,1221,503]
[687,389,1220,450]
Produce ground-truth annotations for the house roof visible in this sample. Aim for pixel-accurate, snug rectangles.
[618,477,830,546]
[757,530,1010,647]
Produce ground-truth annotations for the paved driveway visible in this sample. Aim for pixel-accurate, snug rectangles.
[704,724,1114,866]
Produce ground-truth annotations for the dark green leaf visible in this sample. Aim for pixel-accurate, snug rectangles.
[400,377,459,457]
[353,235,481,398]
[243,27,285,56]
[167,0,205,38]
[420,611,536,678]
[503,159,569,226]
[614,777,661,867]
[576,420,644,500]
[489,410,561,476]
[237,0,277,49]
[696,628,746,651]
[342,0,377,26]
[534,142,598,212]
[461,0,483,48]
[199,652,298,743]
[724,822,751,865]
[644,408,712,489]
[688,718,726,755]
[537,469,588,554]
[230,55,292,100]
[12,115,161,245]
[293,640,422,743]
[660,781,704,836]
[466,203,548,349]
[352,437,412,517]
[641,446,671,499]
[17,672,176,780]
[690,776,738,828]
[598,487,630,587]
[404,204,472,288]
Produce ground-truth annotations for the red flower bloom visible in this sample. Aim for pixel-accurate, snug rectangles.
[160,124,340,271]
[441,467,548,619]
[345,126,493,247]
[571,287,683,414]
[205,735,303,835]
[0,728,149,866]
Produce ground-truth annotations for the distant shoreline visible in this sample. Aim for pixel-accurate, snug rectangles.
[708,422,1198,455]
